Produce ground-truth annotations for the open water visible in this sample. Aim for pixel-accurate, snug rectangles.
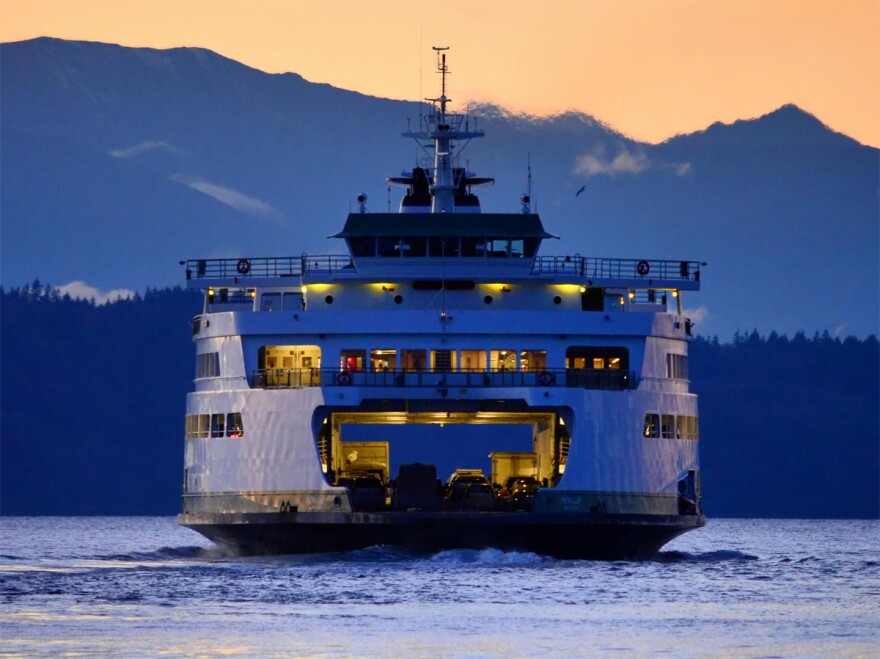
[1,517,877,658]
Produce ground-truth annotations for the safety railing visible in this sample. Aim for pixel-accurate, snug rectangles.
[531,257,701,283]
[185,254,701,285]
[185,255,354,280]
[250,368,635,391]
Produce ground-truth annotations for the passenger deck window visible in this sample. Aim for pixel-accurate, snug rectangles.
[227,413,244,438]
[401,350,426,371]
[520,350,547,371]
[667,354,689,380]
[460,350,487,372]
[370,349,397,371]
[661,414,675,439]
[643,414,659,438]
[340,350,366,371]
[211,413,225,438]
[490,349,516,371]
[566,347,629,371]
[431,350,457,371]
[196,352,220,379]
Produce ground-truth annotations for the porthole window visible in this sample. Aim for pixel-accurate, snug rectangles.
[553,295,562,305]
[325,295,334,304]
[394,295,403,304]
[484,295,493,305]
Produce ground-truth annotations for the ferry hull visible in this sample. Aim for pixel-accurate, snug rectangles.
[179,511,705,560]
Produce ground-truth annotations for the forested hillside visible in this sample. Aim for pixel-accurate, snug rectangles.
[1,283,877,518]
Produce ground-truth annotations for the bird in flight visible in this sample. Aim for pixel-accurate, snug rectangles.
[575,185,586,197]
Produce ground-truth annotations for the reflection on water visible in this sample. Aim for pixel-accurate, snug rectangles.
[1,517,878,657]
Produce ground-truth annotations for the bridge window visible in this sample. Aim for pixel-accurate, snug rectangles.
[401,237,427,256]
[428,237,460,257]
[661,414,675,439]
[349,237,375,257]
[520,350,547,371]
[487,238,509,257]
[377,237,397,257]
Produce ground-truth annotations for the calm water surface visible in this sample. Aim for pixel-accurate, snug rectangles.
[1,517,877,657]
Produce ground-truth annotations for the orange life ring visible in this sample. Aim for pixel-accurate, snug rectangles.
[336,371,353,386]
[237,259,251,275]
[637,260,650,276]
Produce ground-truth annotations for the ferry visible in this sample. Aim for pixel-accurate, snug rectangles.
[178,49,705,559]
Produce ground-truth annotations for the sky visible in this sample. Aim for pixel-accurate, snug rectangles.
[1,0,878,148]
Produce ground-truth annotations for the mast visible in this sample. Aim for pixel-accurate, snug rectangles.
[402,47,485,213]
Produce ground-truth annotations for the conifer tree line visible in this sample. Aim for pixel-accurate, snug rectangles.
[1,283,877,517]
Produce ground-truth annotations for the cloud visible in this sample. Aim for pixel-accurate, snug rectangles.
[108,141,185,159]
[574,145,650,178]
[171,174,279,219]
[683,305,710,328]
[573,145,691,179]
[55,281,136,305]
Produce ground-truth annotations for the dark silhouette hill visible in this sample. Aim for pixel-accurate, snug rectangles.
[1,286,877,518]
[1,37,877,339]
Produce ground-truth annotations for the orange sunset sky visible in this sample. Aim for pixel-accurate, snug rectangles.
[1,0,878,147]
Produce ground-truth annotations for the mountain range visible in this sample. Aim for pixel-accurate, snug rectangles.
[2,37,877,339]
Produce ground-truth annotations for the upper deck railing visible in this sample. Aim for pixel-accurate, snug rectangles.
[184,255,702,286]
[248,367,635,391]
[185,255,353,281]
[530,256,701,282]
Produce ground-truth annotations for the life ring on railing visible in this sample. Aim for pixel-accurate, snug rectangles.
[336,371,353,386]
[538,371,556,386]
[236,259,251,275]
[637,260,650,276]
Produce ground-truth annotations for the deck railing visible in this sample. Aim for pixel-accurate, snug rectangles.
[530,256,701,282]
[249,367,635,391]
[185,255,354,280]
[185,255,701,284]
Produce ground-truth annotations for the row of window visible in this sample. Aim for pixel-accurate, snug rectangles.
[334,347,631,373]
[185,413,244,439]
[347,237,540,259]
[643,414,699,440]
[199,345,682,379]
[196,352,220,379]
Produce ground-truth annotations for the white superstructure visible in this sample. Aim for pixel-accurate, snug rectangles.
[178,49,705,558]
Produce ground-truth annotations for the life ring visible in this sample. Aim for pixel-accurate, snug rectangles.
[538,371,555,386]
[637,260,650,276]
[336,371,353,386]
[236,259,251,275]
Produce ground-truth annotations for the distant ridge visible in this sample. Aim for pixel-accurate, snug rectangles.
[667,103,864,149]
[1,37,877,339]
